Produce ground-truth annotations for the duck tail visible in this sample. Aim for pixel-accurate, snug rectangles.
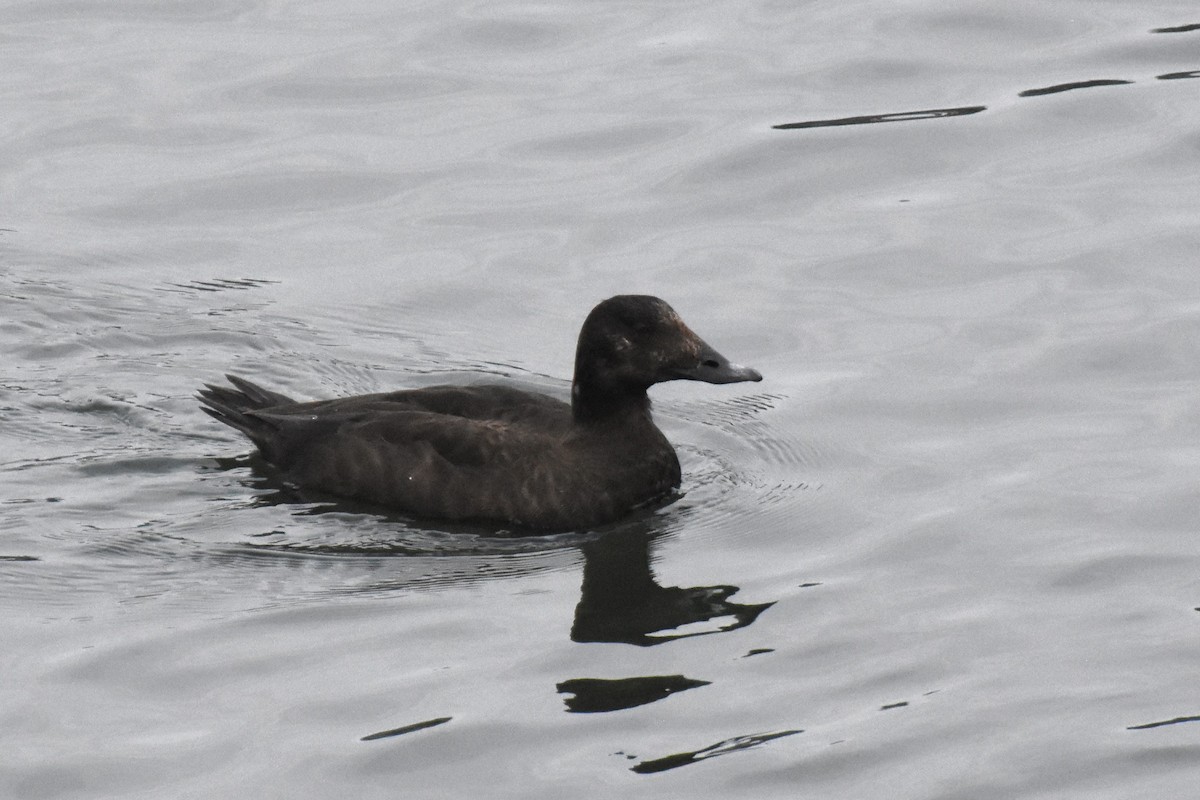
[197,374,295,448]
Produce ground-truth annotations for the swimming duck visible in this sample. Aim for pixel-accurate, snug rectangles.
[199,294,761,531]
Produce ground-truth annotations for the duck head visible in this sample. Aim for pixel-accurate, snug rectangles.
[572,295,761,419]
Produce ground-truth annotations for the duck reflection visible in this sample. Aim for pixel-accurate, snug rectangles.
[215,480,779,740]
[572,525,773,646]
[209,455,774,642]
[557,675,710,713]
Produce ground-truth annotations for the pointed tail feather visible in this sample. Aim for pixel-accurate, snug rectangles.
[197,375,296,452]
[223,374,294,407]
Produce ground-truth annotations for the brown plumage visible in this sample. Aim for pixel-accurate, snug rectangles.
[198,295,761,531]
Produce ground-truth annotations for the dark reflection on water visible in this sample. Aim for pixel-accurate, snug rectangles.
[1158,71,1200,80]
[776,21,1197,132]
[772,73,1152,130]
[161,277,279,294]
[557,676,710,713]
[1127,715,1200,730]
[1017,79,1133,97]
[771,69,1168,128]
[630,729,802,775]
[772,105,986,130]
[360,716,453,741]
[571,526,774,646]
[1151,23,1200,34]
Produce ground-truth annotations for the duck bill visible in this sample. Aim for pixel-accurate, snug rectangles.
[676,339,763,384]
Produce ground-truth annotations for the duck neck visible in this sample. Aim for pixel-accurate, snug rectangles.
[570,378,652,426]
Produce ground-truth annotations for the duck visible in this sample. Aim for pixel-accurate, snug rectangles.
[198,294,761,531]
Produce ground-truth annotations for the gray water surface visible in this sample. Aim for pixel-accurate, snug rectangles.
[3,1,1200,798]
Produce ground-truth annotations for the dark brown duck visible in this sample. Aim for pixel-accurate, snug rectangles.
[198,295,761,531]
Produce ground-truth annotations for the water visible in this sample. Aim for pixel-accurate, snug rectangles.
[3,0,1200,797]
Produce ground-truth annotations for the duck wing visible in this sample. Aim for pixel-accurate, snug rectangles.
[200,376,580,524]
[254,406,569,524]
[200,376,572,459]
